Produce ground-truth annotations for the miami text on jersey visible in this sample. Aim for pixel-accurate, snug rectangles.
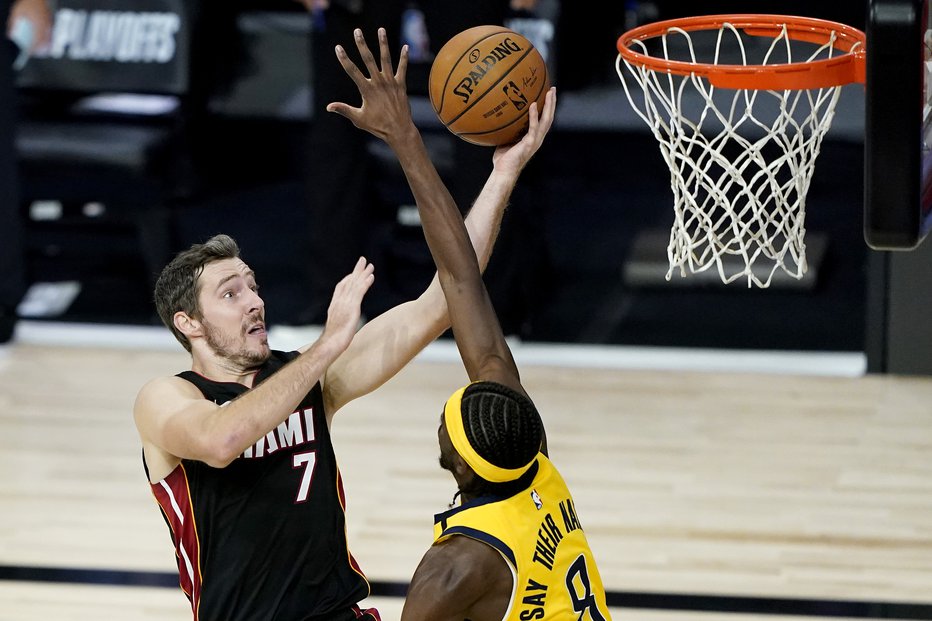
[240,407,317,459]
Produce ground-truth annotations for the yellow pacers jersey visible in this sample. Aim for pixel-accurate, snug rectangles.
[433,455,612,621]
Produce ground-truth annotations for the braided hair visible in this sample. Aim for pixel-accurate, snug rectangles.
[459,381,543,494]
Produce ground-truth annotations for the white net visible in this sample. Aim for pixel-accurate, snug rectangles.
[616,21,850,287]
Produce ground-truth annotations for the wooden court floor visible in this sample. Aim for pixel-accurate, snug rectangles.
[1,335,931,620]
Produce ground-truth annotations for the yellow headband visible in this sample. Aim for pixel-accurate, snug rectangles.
[443,384,535,484]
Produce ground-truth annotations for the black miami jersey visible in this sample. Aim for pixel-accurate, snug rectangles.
[145,350,369,620]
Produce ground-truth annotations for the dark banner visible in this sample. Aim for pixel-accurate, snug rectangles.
[16,0,190,94]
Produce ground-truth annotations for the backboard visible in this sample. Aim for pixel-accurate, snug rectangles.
[865,0,932,249]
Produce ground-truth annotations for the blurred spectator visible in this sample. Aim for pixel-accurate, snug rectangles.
[0,0,51,343]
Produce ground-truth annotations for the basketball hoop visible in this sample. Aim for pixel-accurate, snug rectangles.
[616,15,866,287]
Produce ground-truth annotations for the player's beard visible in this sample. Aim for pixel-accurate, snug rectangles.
[438,450,455,473]
[203,317,269,369]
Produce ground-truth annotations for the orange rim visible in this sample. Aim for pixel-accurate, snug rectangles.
[616,14,866,90]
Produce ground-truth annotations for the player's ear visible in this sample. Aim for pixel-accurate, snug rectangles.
[174,311,203,339]
[452,453,475,481]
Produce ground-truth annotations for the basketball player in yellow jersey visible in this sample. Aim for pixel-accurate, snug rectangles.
[329,29,611,621]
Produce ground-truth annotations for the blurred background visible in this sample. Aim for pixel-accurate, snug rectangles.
[10,0,930,374]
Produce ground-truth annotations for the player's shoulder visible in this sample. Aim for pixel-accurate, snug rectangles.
[405,534,511,619]
[430,533,511,585]
[135,374,202,411]
[139,372,199,393]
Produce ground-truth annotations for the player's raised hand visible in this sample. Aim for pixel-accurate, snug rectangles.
[491,87,557,176]
[327,28,415,144]
[321,257,375,351]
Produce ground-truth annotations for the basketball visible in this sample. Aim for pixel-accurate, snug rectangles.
[428,25,550,147]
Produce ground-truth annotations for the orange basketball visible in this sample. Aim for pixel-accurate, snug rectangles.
[428,25,550,147]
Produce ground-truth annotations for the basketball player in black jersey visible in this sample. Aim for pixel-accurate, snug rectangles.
[330,29,609,620]
[133,28,556,621]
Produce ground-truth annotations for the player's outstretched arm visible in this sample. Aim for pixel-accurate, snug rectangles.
[327,27,556,394]
[320,27,463,417]
[320,28,553,416]
[394,94,556,391]
[134,259,374,481]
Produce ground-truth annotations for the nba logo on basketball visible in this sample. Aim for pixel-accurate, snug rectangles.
[503,81,528,110]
